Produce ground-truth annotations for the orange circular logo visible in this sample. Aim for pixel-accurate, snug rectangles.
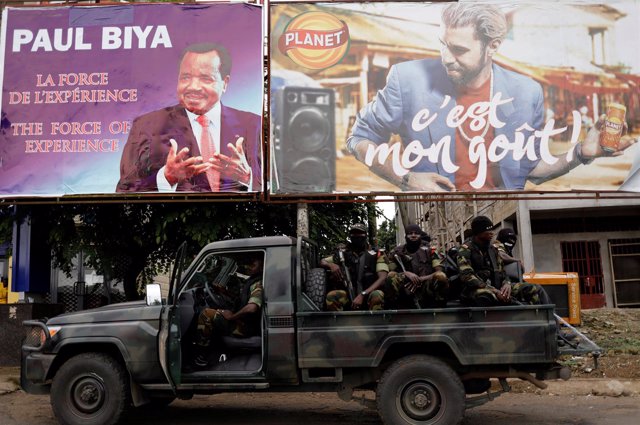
[278,11,350,70]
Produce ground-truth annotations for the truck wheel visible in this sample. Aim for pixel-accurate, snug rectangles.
[376,355,464,425]
[51,353,129,425]
[305,268,327,309]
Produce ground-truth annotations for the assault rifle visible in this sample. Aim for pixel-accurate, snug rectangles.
[394,254,421,309]
[337,249,356,302]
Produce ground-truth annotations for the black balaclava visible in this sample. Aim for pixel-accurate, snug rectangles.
[350,234,367,252]
[404,224,423,252]
[497,228,517,256]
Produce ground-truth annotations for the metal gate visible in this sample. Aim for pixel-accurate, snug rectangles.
[561,241,605,309]
[51,251,125,313]
[609,238,640,307]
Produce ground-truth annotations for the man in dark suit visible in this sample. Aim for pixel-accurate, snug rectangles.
[117,43,261,192]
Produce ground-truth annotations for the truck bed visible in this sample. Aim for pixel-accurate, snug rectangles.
[297,305,557,369]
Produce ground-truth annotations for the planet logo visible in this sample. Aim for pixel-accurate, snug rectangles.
[278,11,350,70]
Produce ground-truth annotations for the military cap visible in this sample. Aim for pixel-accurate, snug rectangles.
[497,228,517,243]
[471,216,495,235]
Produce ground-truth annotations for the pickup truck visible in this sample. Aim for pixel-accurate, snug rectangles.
[21,236,598,425]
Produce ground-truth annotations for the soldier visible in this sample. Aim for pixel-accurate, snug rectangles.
[321,223,389,311]
[494,228,522,267]
[494,227,553,303]
[193,255,264,367]
[458,216,546,307]
[386,224,449,309]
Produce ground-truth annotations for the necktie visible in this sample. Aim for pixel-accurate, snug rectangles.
[196,115,220,191]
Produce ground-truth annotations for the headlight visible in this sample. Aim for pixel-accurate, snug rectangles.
[48,326,62,339]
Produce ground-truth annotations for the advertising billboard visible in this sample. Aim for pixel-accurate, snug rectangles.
[0,2,263,197]
[269,1,640,195]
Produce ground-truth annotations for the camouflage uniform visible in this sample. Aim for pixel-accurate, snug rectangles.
[493,239,510,259]
[494,239,552,305]
[457,238,544,306]
[196,276,263,347]
[386,244,449,308]
[324,248,389,311]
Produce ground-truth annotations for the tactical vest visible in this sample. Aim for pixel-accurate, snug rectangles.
[392,245,434,277]
[333,249,378,293]
[465,239,504,288]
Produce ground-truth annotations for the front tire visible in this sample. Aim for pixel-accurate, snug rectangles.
[51,352,129,425]
[376,355,465,425]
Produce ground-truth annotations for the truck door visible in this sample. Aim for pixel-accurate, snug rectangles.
[159,243,187,391]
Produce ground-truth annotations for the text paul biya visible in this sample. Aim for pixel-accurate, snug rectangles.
[364,93,583,189]
[11,26,171,52]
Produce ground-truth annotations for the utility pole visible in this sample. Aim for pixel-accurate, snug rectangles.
[297,203,309,238]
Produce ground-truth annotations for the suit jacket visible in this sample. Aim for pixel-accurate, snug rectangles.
[349,59,544,190]
[116,104,262,192]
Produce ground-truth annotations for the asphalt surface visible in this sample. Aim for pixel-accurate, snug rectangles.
[0,390,639,425]
[2,368,638,425]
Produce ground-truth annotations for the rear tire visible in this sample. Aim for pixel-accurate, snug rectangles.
[376,355,465,425]
[51,352,129,425]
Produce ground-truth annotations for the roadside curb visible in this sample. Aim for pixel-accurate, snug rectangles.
[510,378,640,397]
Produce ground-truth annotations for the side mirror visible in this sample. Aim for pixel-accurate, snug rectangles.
[145,283,163,306]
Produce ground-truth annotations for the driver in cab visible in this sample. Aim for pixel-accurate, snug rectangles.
[193,255,264,368]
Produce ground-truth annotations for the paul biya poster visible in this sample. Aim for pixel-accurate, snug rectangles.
[0,3,263,196]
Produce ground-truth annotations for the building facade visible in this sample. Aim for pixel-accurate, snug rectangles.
[410,196,640,309]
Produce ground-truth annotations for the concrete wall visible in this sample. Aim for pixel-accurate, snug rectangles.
[532,230,640,307]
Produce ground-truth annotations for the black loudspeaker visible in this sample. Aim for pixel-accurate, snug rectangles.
[273,87,336,193]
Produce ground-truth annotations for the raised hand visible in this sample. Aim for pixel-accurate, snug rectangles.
[164,138,210,185]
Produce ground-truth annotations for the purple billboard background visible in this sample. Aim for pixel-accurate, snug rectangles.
[0,3,262,196]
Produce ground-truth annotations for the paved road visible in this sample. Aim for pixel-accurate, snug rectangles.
[0,391,638,425]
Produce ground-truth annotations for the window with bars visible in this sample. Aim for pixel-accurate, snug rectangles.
[560,241,604,296]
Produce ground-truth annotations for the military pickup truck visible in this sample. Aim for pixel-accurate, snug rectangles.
[21,236,597,425]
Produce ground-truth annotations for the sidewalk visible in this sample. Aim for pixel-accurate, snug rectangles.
[1,366,637,397]
[0,367,19,395]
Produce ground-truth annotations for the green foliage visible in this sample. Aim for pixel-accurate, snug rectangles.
[0,206,16,250]
[309,202,372,256]
[3,201,387,300]
[376,218,397,252]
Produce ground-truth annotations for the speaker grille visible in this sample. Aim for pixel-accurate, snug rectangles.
[289,108,330,152]
[273,86,336,193]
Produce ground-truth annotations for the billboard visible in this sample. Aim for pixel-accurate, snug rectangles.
[0,2,263,197]
[269,1,640,195]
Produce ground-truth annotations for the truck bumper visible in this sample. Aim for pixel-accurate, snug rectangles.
[20,350,55,395]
